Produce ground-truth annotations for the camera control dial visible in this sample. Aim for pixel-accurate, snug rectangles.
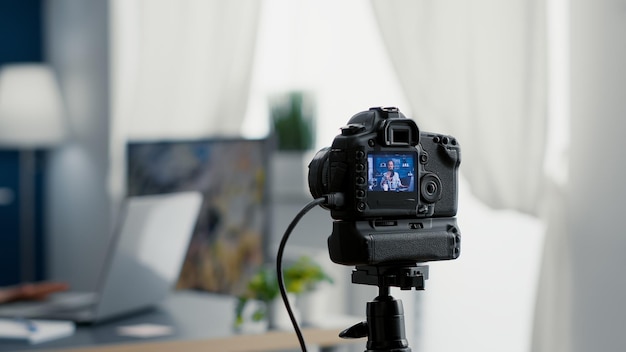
[341,124,366,136]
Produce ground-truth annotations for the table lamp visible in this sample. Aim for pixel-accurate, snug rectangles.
[0,64,67,282]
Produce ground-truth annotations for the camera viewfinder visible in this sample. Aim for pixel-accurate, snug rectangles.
[384,120,419,146]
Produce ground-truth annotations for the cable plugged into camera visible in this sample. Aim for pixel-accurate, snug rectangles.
[323,192,345,209]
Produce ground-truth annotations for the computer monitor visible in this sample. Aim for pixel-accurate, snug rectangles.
[127,138,271,295]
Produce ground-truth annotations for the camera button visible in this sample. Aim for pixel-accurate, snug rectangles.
[341,124,365,136]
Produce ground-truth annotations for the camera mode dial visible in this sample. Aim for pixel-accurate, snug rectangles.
[341,124,366,136]
[421,173,442,203]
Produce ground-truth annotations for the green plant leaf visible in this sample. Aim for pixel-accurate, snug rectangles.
[233,257,333,325]
[270,91,315,151]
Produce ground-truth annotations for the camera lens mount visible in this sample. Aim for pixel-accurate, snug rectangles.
[308,147,330,199]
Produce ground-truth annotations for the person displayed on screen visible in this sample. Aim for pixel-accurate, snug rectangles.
[380,160,406,191]
[0,282,68,304]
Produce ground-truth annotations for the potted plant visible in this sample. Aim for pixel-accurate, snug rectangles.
[234,256,332,331]
[269,91,316,197]
[283,256,333,294]
[269,91,315,152]
[234,266,278,330]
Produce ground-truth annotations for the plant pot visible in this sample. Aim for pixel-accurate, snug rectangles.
[271,151,314,198]
[267,294,299,331]
[234,299,269,334]
[297,291,319,327]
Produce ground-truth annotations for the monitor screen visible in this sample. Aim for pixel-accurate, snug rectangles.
[367,152,416,192]
[127,138,270,295]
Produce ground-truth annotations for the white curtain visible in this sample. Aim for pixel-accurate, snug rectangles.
[111,0,260,140]
[370,0,547,216]
[108,0,260,215]
[371,2,570,352]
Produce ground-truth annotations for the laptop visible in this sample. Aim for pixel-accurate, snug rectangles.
[0,191,203,324]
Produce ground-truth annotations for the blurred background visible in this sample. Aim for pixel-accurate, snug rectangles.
[1,0,625,351]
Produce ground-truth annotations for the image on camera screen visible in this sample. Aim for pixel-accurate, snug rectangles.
[368,152,416,192]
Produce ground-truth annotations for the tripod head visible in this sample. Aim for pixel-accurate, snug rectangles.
[339,264,429,352]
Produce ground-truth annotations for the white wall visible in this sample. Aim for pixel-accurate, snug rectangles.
[569,1,626,350]
[44,0,112,290]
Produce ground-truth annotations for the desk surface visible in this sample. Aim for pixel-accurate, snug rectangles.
[0,291,358,352]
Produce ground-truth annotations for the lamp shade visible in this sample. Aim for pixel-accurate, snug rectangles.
[0,64,66,148]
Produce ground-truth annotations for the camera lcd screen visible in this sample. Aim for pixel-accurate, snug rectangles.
[367,152,416,192]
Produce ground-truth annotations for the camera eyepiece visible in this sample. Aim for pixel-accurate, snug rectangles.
[382,120,419,147]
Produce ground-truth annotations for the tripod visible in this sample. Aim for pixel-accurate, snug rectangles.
[338,264,429,352]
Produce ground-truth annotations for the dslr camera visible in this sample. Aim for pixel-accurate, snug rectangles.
[308,107,461,266]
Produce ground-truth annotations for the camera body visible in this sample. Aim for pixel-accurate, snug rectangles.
[309,107,461,220]
[309,107,462,265]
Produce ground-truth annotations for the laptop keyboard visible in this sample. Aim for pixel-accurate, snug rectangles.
[0,292,97,317]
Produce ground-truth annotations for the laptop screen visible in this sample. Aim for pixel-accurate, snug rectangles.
[94,192,202,322]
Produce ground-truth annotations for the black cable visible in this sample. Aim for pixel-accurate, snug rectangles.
[276,197,326,352]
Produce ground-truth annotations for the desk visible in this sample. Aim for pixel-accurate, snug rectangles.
[0,291,359,352]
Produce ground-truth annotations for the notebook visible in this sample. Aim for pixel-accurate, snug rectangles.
[0,318,75,344]
[0,191,203,324]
